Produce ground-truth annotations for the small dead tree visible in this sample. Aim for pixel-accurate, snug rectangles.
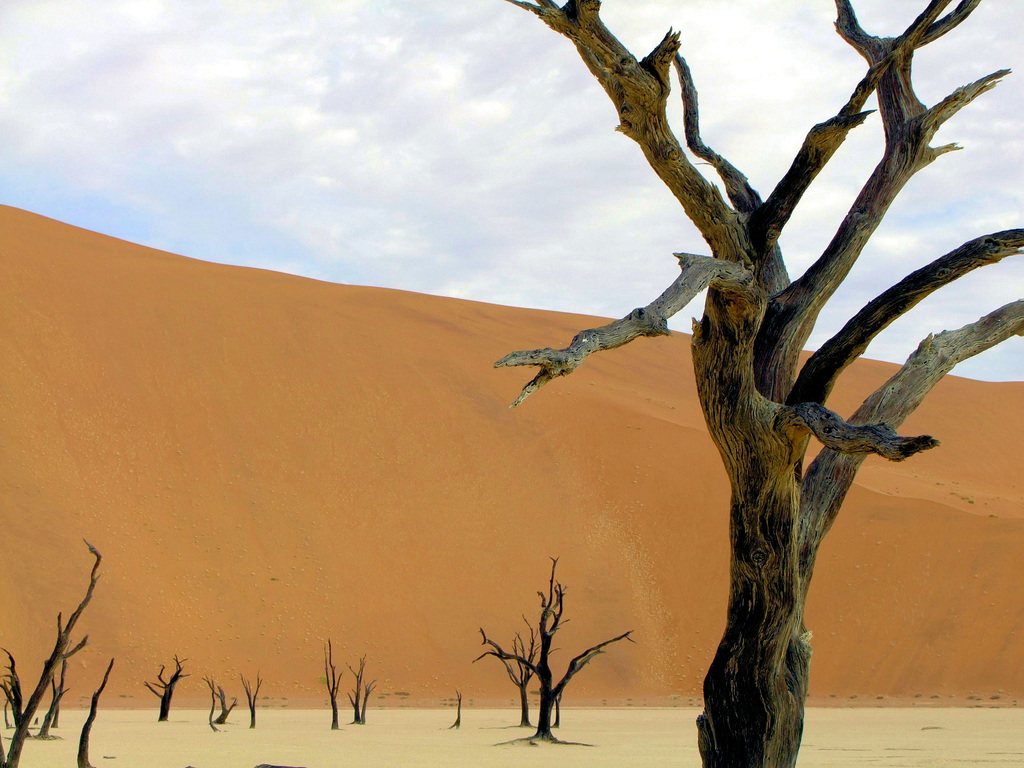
[206,685,219,733]
[476,625,537,727]
[0,540,101,768]
[35,655,78,740]
[77,658,114,768]
[347,655,375,725]
[241,672,263,729]
[323,641,342,730]
[144,656,187,722]
[478,559,633,743]
[34,658,69,739]
[449,690,462,730]
[203,677,237,725]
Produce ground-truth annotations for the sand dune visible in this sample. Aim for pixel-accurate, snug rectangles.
[1,205,1022,709]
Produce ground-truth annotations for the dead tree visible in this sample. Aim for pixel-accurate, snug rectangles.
[144,656,188,722]
[207,685,219,733]
[0,540,101,768]
[34,656,77,740]
[203,677,237,725]
[77,658,113,768]
[241,672,263,729]
[481,626,536,727]
[473,625,537,726]
[497,1,1021,765]
[346,655,375,725]
[478,559,632,742]
[449,690,462,730]
[33,658,69,739]
[51,660,66,728]
[323,641,342,730]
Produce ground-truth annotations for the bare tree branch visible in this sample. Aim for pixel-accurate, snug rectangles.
[919,0,982,46]
[497,254,753,406]
[502,0,747,257]
[475,629,539,677]
[672,54,760,214]
[834,0,874,58]
[777,402,938,461]
[553,631,635,697]
[790,229,1024,406]
[799,299,1024,576]
[756,65,1007,402]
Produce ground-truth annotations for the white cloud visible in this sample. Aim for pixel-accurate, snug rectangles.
[0,0,1021,384]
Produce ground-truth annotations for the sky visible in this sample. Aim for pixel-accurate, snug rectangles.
[0,0,1021,382]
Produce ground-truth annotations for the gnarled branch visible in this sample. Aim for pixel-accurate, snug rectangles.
[799,299,1024,579]
[672,54,760,214]
[777,401,938,461]
[553,630,635,698]
[756,62,1007,402]
[919,0,982,46]
[497,254,753,406]
[502,0,747,257]
[790,229,1024,406]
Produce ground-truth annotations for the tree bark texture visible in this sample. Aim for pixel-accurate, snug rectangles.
[497,1,1019,765]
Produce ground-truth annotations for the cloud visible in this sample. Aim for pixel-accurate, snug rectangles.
[0,0,1021,382]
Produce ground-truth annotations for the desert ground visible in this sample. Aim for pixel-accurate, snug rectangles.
[7,707,1024,768]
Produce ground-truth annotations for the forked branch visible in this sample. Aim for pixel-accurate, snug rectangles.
[554,631,635,697]
[800,299,1024,561]
[790,229,1024,405]
[502,0,746,256]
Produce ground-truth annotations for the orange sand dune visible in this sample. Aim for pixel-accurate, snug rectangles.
[1,205,1022,711]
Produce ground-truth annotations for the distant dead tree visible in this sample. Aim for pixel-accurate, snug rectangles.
[323,641,343,730]
[475,624,536,727]
[347,655,376,725]
[34,658,69,739]
[206,684,219,733]
[77,658,114,768]
[144,656,188,722]
[241,672,263,729]
[448,690,462,730]
[0,540,102,768]
[478,559,633,743]
[203,676,237,725]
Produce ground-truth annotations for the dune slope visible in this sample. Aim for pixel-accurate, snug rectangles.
[1,205,1022,708]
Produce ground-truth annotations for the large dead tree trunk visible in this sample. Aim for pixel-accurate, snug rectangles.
[144,656,187,723]
[478,559,633,743]
[0,541,102,768]
[496,1,1020,765]
[241,673,263,729]
[77,658,114,768]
